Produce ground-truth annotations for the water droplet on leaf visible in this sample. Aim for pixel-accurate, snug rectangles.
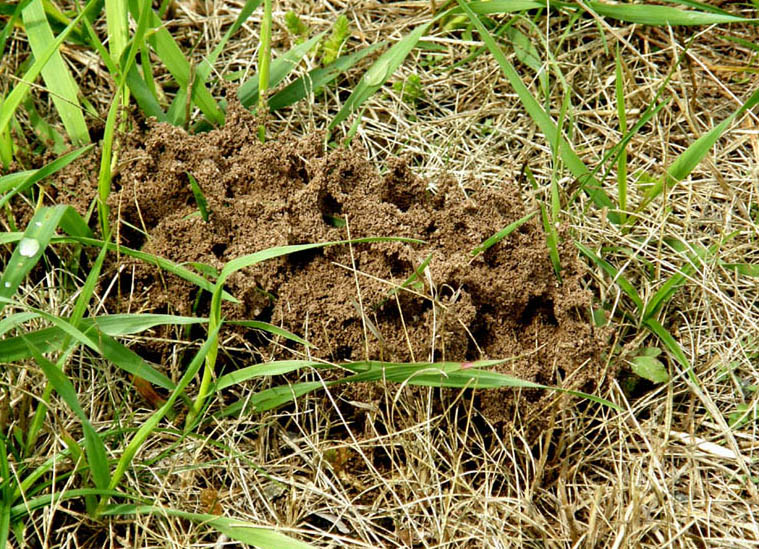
[19,238,40,258]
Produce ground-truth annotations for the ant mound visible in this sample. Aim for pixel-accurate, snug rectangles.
[62,106,612,424]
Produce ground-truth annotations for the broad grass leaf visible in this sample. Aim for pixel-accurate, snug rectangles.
[456,0,618,222]
[214,360,323,391]
[24,342,111,491]
[0,143,94,211]
[631,355,669,383]
[0,0,98,140]
[0,206,72,314]
[21,0,90,144]
[329,23,430,130]
[584,1,749,25]
[643,317,696,384]
[0,314,204,362]
[238,33,325,108]
[269,42,385,111]
[101,505,315,548]
[106,323,221,496]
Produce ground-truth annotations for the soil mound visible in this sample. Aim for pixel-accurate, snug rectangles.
[60,106,611,422]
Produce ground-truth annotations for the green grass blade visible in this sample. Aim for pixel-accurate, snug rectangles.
[0,314,204,364]
[640,89,759,211]
[10,488,136,522]
[24,341,111,492]
[238,33,325,109]
[456,0,617,222]
[584,1,749,25]
[21,0,90,144]
[268,42,385,111]
[236,359,620,414]
[131,1,223,125]
[328,22,430,130]
[0,206,71,314]
[643,241,714,321]
[186,172,209,221]
[575,242,644,312]
[615,47,627,224]
[105,0,128,62]
[101,504,315,548]
[214,360,322,392]
[0,438,10,549]
[471,212,537,257]
[0,0,98,145]
[187,236,423,427]
[0,312,38,338]
[643,317,696,385]
[104,323,221,501]
[226,320,312,348]
[125,63,167,121]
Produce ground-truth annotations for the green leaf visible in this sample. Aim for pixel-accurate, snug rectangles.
[101,505,315,548]
[643,317,696,385]
[238,32,325,108]
[0,0,98,140]
[214,360,322,392]
[186,172,209,222]
[640,88,759,210]
[456,0,618,222]
[631,355,669,383]
[105,322,221,500]
[268,42,385,111]
[0,144,94,210]
[575,242,644,312]
[329,23,430,130]
[226,320,312,348]
[0,206,71,314]
[584,1,749,25]
[24,341,111,491]
[21,0,90,144]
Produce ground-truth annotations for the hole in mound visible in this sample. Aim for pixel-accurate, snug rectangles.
[288,247,322,268]
[211,243,227,259]
[520,294,558,327]
[319,191,343,226]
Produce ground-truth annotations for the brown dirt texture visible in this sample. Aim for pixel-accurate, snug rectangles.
[56,104,613,423]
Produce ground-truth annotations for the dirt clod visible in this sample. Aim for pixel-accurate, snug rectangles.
[59,105,611,424]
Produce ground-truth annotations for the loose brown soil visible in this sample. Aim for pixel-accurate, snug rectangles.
[58,104,612,423]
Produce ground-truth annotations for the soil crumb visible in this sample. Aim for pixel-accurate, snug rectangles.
[58,104,612,424]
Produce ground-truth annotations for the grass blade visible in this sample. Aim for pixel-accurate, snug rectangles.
[0,144,94,210]
[471,211,537,257]
[21,0,90,144]
[268,42,385,111]
[186,236,423,427]
[24,342,111,492]
[102,504,315,548]
[214,360,323,392]
[584,1,749,25]
[640,88,759,211]
[643,317,697,385]
[0,206,71,314]
[456,0,617,222]
[0,0,98,143]
[329,22,430,130]
[575,242,644,312]
[238,33,325,109]
[104,323,221,503]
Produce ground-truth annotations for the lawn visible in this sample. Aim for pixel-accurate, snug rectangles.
[1,0,758,547]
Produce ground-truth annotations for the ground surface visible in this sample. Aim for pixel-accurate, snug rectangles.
[2,0,759,548]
